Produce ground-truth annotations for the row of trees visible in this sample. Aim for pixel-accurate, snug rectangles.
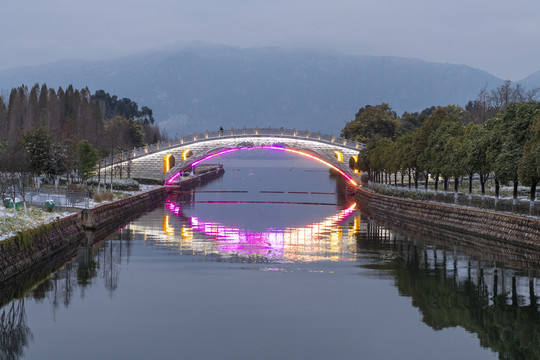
[0,84,162,200]
[0,129,99,202]
[342,81,539,143]
[344,81,540,200]
[0,84,164,154]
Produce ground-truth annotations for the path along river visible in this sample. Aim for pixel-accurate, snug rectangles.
[1,149,539,359]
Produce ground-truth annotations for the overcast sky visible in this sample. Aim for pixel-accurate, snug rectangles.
[1,0,539,80]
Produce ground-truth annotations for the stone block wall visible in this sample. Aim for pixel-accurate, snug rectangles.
[355,187,540,251]
[79,187,168,229]
[0,215,85,282]
[0,187,168,283]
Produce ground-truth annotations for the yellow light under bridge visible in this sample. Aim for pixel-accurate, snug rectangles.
[163,154,176,173]
[351,155,360,174]
[182,149,193,161]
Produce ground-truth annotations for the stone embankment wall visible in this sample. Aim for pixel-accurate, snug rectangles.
[0,187,168,283]
[0,167,224,284]
[0,215,84,283]
[356,186,540,252]
[79,187,167,229]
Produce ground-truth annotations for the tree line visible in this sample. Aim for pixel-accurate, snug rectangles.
[344,81,540,200]
[0,84,165,198]
[0,84,163,152]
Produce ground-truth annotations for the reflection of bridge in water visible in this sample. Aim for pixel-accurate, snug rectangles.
[123,204,540,307]
[124,201,362,263]
[97,128,363,184]
[166,201,358,261]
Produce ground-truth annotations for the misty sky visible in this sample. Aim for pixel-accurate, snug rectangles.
[2,0,539,80]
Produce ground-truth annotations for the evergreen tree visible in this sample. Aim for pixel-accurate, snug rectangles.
[22,127,52,177]
[38,83,49,129]
[0,97,7,141]
[518,115,540,200]
[77,140,99,182]
[341,103,399,142]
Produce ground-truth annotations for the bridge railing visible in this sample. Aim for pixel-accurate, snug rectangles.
[98,127,362,168]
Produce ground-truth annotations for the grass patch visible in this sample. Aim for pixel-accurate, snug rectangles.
[2,221,55,250]
[0,206,70,241]
[92,191,114,202]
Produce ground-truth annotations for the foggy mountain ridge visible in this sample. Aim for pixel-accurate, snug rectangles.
[0,45,529,136]
[519,70,540,90]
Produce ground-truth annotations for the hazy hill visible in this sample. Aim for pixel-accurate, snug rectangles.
[0,44,505,136]
[519,71,540,90]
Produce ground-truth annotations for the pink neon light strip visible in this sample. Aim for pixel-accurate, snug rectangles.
[283,148,358,186]
[166,146,285,184]
[166,145,358,186]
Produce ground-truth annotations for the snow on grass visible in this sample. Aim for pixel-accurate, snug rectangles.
[0,205,74,241]
[0,185,163,242]
[87,184,162,208]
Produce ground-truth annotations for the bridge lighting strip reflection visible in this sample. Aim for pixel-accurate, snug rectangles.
[165,201,357,259]
[166,146,358,186]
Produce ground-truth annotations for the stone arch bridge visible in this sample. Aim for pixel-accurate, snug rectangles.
[98,128,364,186]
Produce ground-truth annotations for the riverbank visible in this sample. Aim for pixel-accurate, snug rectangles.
[0,165,226,283]
[355,186,540,252]
[0,184,161,241]
[0,187,168,283]
[0,206,75,241]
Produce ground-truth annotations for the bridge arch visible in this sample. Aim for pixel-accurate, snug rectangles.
[166,145,358,186]
[163,154,175,174]
[97,128,363,185]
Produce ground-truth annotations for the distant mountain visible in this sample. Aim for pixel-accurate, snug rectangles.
[0,44,505,136]
[519,71,540,90]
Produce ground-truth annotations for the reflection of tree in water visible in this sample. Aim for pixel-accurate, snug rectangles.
[357,221,540,359]
[25,230,134,314]
[0,225,135,359]
[105,228,135,296]
[102,240,120,297]
[76,246,99,299]
[0,300,33,360]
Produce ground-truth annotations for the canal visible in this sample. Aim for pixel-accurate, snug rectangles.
[1,149,539,359]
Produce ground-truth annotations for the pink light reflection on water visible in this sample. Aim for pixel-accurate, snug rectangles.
[189,216,285,258]
[165,201,182,216]
[166,201,357,259]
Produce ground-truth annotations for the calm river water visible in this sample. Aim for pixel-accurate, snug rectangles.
[1,149,540,359]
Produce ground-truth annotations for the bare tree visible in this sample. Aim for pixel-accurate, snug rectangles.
[468,81,540,123]
[0,300,34,360]
[489,80,540,114]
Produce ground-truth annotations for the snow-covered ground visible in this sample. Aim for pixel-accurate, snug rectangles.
[0,184,162,242]
[0,205,74,241]
[86,184,161,208]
